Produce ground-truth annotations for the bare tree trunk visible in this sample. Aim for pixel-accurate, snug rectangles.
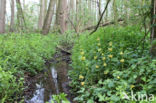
[151,0,156,40]
[42,0,55,35]
[0,0,6,34]
[55,0,68,34]
[10,0,15,32]
[38,0,47,30]
[16,0,26,31]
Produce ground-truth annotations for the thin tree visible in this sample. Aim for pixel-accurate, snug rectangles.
[42,0,56,35]
[0,0,6,33]
[113,0,118,25]
[10,0,15,32]
[38,0,47,30]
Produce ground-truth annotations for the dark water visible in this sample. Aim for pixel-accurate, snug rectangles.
[26,61,72,103]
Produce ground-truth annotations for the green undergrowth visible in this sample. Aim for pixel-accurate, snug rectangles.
[69,26,156,103]
[0,33,59,102]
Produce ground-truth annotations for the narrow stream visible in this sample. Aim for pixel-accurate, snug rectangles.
[25,61,73,103]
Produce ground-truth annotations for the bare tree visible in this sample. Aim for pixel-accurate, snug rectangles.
[10,0,15,32]
[16,0,26,31]
[42,0,56,35]
[38,0,47,30]
[0,0,6,33]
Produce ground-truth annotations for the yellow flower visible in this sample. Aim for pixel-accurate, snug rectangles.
[108,48,113,52]
[94,56,97,60]
[104,71,108,74]
[117,76,120,79]
[102,57,106,60]
[81,56,86,61]
[79,75,84,79]
[120,51,124,55]
[98,48,102,52]
[103,63,107,67]
[97,37,100,41]
[108,55,113,58]
[98,43,101,46]
[120,59,125,63]
[80,51,84,55]
[130,85,135,89]
[109,42,112,46]
[81,82,85,86]
[96,65,99,69]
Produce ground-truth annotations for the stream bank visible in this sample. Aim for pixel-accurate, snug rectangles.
[24,46,75,103]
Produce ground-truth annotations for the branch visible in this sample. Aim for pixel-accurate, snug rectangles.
[83,18,123,32]
[89,0,111,35]
[68,16,77,33]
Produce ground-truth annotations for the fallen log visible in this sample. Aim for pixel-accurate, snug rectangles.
[82,18,124,32]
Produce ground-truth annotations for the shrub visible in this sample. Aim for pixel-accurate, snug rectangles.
[69,26,156,102]
[0,66,23,103]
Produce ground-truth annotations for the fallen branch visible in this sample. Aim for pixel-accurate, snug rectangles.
[82,18,123,32]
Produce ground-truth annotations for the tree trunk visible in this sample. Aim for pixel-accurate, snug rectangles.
[98,0,102,19]
[55,0,68,34]
[151,0,156,40]
[104,0,109,22]
[38,0,47,30]
[123,0,128,24]
[75,0,80,32]
[0,0,6,34]
[10,0,15,32]
[42,0,55,35]
[16,0,26,31]
[113,0,118,25]
[70,0,75,21]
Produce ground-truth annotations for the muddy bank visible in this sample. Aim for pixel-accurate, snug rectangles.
[24,48,75,103]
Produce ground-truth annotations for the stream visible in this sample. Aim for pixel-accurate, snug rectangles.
[25,61,73,103]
